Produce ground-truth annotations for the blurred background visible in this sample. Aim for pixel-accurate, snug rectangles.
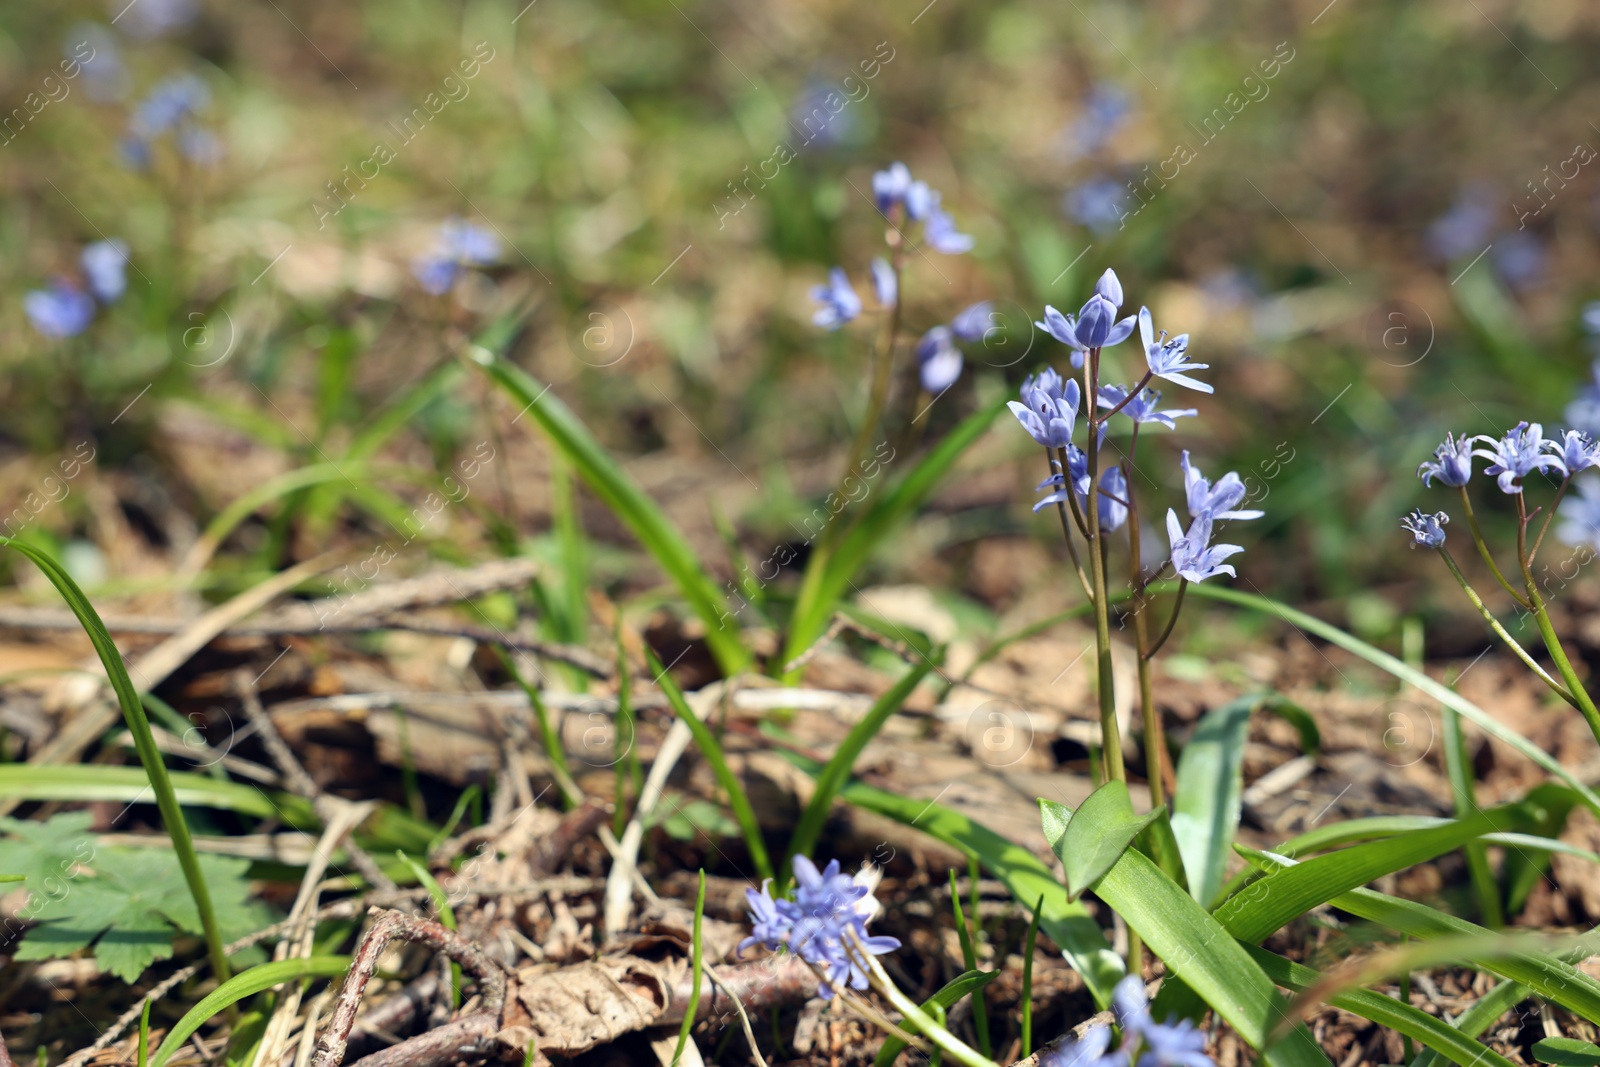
[0,0,1596,658]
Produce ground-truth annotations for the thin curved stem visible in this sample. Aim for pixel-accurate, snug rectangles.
[1457,486,1531,608]
[1143,579,1189,661]
[1046,450,1094,602]
[848,930,1000,1067]
[1437,547,1574,706]
[1093,370,1155,425]
[1529,475,1571,564]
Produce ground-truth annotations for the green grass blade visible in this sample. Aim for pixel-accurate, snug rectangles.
[782,661,933,882]
[871,969,1001,1067]
[1021,894,1043,1058]
[1243,945,1519,1067]
[474,355,749,674]
[1041,800,1329,1067]
[1169,695,1256,907]
[1533,1038,1600,1066]
[0,537,232,982]
[781,393,1007,679]
[647,649,773,883]
[1409,979,1528,1067]
[1215,805,1533,944]
[494,645,579,810]
[797,768,1124,1006]
[1242,847,1600,1023]
[670,870,705,1067]
[150,956,350,1067]
[947,869,991,1059]
[1183,583,1600,816]
[395,851,460,1006]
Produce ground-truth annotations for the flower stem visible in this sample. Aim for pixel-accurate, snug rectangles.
[1048,449,1094,602]
[1436,547,1574,706]
[1457,485,1531,608]
[1529,475,1571,564]
[850,932,1001,1067]
[1144,579,1189,661]
[832,240,905,546]
[1515,495,1600,746]
[1082,347,1125,784]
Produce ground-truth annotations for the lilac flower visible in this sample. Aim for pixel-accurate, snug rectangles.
[1558,477,1600,550]
[1032,448,1092,513]
[177,126,224,165]
[24,281,95,338]
[950,301,992,343]
[1098,384,1196,430]
[1181,452,1262,522]
[1167,510,1242,583]
[1425,185,1496,263]
[738,857,899,999]
[70,23,128,103]
[1038,269,1137,354]
[1061,83,1131,162]
[809,267,862,330]
[915,326,963,393]
[1009,371,1082,449]
[132,73,209,137]
[873,162,914,215]
[412,256,460,296]
[116,0,199,39]
[1417,433,1474,488]
[1040,1025,1127,1067]
[1044,975,1214,1067]
[1096,466,1129,532]
[1566,360,1600,438]
[870,257,897,308]
[1400,510,1448,549]
[1474,422,1566,493]
[440,218,500,266]
[1492,232,1545,291]
[1139,307,1211,394]
[1548,430,1600,476]
[1583,302,1600,336]
[1064,177,1129,235]
[923,195,974,255]
[905,180,935,222]
[80,240,129,303]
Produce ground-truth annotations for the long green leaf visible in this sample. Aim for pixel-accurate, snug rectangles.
[1216,806,1533,944]
[1409,979,1528,1067]
[1041,801,1329,1067]
[475,355,749,674]
[150,956,350,1067]
[1534,1038,1600,1066]
[782,661,933,882]
[871,969,1001,1067]
[1242,847,1600,1023]
[796,768,1124,1006]
[1184,584,1600,816]
[647,649,773,883]
[1243,945,1519,1067]
[781,393,1006,679]
[0,538,230,981]
[1170,695,1257,907]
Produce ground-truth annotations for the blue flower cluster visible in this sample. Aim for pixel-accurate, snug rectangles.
[1011,268,1256,583]
[412,218,502,295]
[1042,975,1215,1067]
[1410,423,1600,547]
[738,856,900,1000]
[122,71,223,169]
[25,240,130,338]
[808,163,991,392]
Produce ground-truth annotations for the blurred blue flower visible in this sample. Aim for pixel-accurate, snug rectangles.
[1181,451,1262,521]
[1400,510,1449,549]
[1492,231,1546,291]
[412,256,461,296]
[870,257,896,308]
[1098,384,1195,429]
[1096,466,1128,532]
[1425,185,1496,262]
[1547,430,1600,476]
[789,80,855,150]
[923,195,974,254]
[69,23,128,103]
[1040,1024,1127,1067]
[1167,509,1241,583]
[115,0,199,39]
[1061,83,1131,161]
[1045,971,1215,1067]
[873,162,914,215]
[119,133,152,170]
[440,217,500,266]
[1009,370,1082,448]
[950,301,992,343]
[25,281,95,338]
[1583,302,1600,335]
[915,326,963,393]
[1558,476,1600,549]
[1474,421,1565,493]
[1417,433,1474,488]
[871,162,972,252]
[177,126,224,165]
[738,856,899,1000]
[1064,177,1129,235]
[809,267,862,329]
[1139,307,1211,394]
[81,239,129,303]
[1039,269,1136,353]
[132,72,209,136]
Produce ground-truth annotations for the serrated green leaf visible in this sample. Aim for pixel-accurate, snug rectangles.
[0,812,96,919]
[1534,1038,1600,1066]
[1058,780,1162,901]
[1040,800,1329,1067]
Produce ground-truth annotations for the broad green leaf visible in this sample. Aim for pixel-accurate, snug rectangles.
[475,354,749,674]
[1244,945,1518,1067]
[1041,800,1329,1067]
[1242,847,1600,1024]
[1183,584,1600,817]
[1534,1038,1600,1066]
[1216,806,1533,944]
[1170,695,1256,907]
[1058,780,1162,901]
[790,767,1124,1006]
[783,661,933,882]
[781,393,1006,680]
[150,957,351,1067]
[872,969,1000,1067]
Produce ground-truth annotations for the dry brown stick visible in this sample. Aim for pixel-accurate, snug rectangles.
[235,671,397,892]
[312,908,508,1067]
